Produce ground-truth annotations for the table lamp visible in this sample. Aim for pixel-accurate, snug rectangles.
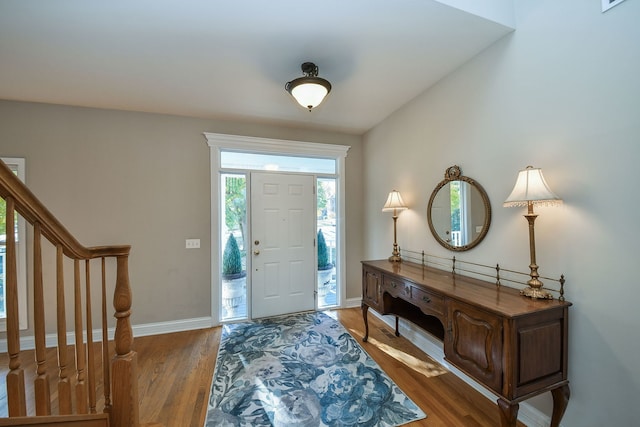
[504,166,562,299]
[382,190,408,262]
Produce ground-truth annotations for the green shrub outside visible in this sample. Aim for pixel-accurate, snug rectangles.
[317,229,332,270]
[222,234,243,277]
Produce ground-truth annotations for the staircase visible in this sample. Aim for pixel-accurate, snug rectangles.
[0,160,140,426]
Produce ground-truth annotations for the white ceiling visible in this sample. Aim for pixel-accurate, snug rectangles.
[0,0,514,135]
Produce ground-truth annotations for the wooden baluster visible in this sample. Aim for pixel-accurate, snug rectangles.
[33,222,51,415]
[111,255,140,427]
[101,257,112,415]
[56,244,72,415]
[86,259,97,413]
[74,259,88,413]
[5,197,27,416]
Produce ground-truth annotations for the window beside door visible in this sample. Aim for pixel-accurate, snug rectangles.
[220,173,247,321]
[317,178,337,309]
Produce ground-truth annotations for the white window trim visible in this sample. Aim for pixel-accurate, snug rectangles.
[204,133,350,326]
[1,157,28,330]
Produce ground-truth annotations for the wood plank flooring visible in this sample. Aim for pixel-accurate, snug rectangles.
[332,309,525,427]
[1,308,525,426]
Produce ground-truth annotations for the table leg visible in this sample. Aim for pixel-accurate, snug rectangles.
[497,398,519,427]
[550,384,570,427]
[362,304,370,342]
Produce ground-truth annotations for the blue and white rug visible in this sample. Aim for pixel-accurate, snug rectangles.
[204,311,426,427]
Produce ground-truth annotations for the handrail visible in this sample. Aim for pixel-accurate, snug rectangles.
[0,161,130,260]
[0,159,139,426]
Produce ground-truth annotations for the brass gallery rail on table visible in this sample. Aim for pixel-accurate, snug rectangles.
[361,259,572,427]
[0,160,139,427]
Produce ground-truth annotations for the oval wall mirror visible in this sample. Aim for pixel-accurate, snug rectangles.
[427,165,491,251]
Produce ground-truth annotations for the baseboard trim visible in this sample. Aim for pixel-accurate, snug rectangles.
[0,316,214,353]
[132,316,214,338]
[344,296,362,308]
[370,311,560,427]
[0,299,363,352]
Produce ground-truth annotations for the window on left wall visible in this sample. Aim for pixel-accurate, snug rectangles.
[0,157,27,330]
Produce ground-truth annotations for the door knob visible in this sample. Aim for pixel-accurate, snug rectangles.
[253,250,260,255]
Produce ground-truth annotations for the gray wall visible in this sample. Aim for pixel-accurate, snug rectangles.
[363,1,639,426]
[0,100,363,331]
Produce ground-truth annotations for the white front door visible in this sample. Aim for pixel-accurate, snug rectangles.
[250,172,315,318]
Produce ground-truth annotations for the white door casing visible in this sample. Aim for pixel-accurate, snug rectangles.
[206,132,350,325]
[251,172,315,318]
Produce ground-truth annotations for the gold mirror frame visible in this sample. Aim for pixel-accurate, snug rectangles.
[427,165,491,252]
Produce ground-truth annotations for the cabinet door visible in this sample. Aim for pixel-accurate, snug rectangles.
[445,300,503,394]
[362,267,382,311]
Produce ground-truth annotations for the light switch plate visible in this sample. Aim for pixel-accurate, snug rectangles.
[186,239,200,249]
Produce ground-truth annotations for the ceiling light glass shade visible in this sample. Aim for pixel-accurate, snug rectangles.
[288,79,330,110]
[504,166,562,207]
[382,190,408,211]
[285,62,331,111]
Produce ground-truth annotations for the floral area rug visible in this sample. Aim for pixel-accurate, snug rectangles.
[204,311,426,427]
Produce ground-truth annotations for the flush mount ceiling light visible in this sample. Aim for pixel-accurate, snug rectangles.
[285,62,332,111]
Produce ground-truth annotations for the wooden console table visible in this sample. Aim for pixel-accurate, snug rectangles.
[361,259,571,427]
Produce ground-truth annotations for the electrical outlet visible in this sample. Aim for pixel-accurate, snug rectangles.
[186,239,200,249]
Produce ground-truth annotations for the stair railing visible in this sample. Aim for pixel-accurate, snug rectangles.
[0,159,139,427]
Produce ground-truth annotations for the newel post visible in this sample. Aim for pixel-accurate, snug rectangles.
[111,255,140,427]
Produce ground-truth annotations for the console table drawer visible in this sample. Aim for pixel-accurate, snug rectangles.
[410,287,445,316]
[383,275,411,299]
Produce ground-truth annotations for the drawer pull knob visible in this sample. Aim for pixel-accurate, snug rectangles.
[422,296,431,303]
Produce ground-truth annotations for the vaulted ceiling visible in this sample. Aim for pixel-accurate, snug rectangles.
[0,1,514,134]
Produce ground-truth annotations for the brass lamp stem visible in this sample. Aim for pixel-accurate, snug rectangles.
[389,209,402,262]
[522,201,552,299]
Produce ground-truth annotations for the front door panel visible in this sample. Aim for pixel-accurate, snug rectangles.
[251,172,315,318]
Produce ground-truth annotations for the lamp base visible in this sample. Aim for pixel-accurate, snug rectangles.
[388,239,402,263]
[520,286,553,300]
[388,254,402,263]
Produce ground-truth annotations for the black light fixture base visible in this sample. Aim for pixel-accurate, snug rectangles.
[285,62,332,111]
[300,62,319,77]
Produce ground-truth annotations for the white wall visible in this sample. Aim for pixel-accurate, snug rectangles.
[363,0,640,425]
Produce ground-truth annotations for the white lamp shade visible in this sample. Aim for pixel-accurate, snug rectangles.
[291,82,329,110]
[504,166,562,207]
[382,190,408,211]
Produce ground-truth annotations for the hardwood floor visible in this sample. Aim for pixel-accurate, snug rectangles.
[135,328,220,427]
[141,308,527,426]
[332,309,525,427]
[2,308,525,426]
